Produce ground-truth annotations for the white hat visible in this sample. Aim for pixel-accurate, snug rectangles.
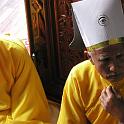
[70,0,124,51]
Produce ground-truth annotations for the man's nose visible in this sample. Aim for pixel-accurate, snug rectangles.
[109,61,118,72]
[109,64,116,71]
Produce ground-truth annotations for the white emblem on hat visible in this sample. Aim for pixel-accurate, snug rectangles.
[98,15,109,26]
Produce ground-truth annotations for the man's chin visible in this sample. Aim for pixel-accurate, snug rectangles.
[107,77,124,83]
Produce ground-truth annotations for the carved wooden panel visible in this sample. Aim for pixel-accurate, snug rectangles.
[53,0,86,80]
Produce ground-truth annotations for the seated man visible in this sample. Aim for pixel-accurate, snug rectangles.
[0,35,51,123]
[57,0,124,124]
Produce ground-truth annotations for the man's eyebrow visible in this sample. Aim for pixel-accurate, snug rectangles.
[116,52,121,56]
[98,55,110,60]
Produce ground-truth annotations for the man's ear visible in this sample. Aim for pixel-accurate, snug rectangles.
[90,57,94,65]
[84,51,94,65]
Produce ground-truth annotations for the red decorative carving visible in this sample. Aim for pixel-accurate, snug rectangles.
[54,0,86,79]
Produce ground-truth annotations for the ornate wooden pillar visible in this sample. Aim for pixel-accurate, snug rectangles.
[25,0,87,102]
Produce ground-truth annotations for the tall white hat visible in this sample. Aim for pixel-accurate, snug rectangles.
[70,0,124,51]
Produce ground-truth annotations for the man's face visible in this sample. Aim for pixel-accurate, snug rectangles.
[90,43,124,83]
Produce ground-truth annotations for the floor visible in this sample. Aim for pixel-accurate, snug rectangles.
[48,100,60,124]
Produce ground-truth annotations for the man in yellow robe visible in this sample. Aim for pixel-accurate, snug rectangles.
[57,0,124,124]
[0,35,51,124]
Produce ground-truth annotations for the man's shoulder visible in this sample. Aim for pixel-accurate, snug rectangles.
[0,35,26,50]
[0,35,29,60]
[69,60,95,78]
[73,60,94,71]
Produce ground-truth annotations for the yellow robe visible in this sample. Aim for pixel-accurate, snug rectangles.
[0,36,51,124]
[57,60,124,124]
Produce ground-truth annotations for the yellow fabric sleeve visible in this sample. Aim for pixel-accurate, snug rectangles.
[0,37,51,124]
[57,67,90,124]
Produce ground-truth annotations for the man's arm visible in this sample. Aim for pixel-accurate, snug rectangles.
[8,44,51,124]
[57,68,90,124]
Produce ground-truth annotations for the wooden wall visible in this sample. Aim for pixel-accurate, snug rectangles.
[25,0,87,102]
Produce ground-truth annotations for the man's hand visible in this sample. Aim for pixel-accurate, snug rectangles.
[99,86,124,122]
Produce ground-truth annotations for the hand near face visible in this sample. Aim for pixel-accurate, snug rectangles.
[100,86,124,121]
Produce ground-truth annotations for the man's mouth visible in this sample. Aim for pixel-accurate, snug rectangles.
[106,72,124,81]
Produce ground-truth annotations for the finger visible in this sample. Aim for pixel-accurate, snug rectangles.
[100,88,107,98]
[99,95,105,106]
[100,88,107,103]
[111,87,121,98]
[108,86,122,100]
[106,86,114,97]
[99,95,110,111]
[100,98,105,107]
